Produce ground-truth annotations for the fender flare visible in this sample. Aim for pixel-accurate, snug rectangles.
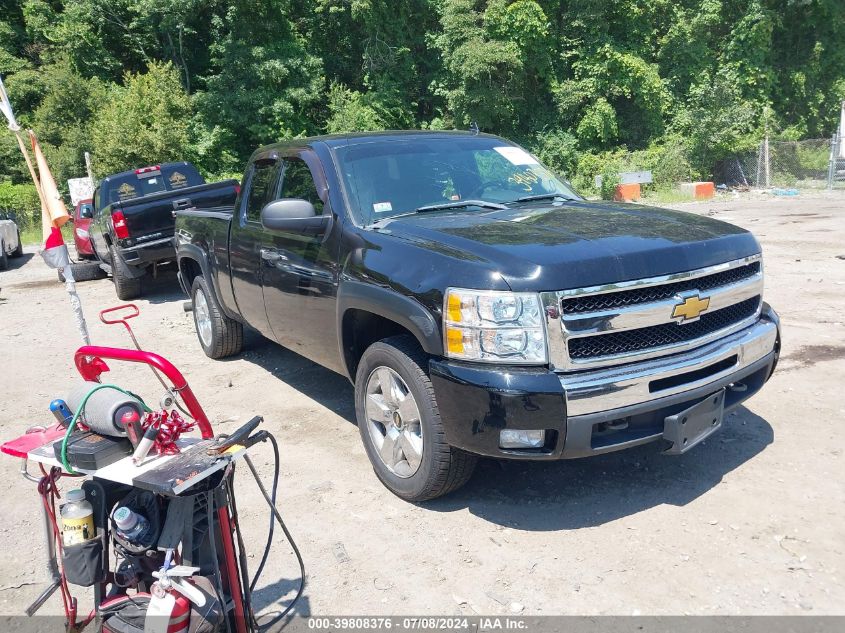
[177,244,240,321]
[337,280,443,368]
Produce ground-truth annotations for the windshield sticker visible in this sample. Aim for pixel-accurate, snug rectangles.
[169,171,188,188]
[494,146,539,166]
[509,168,542,191]
[117,182,137,200]
[373,201,393,213]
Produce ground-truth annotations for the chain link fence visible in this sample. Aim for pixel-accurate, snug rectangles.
[718,138,843,189]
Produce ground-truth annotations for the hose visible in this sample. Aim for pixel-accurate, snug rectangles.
[242,434,305,629]
[248,434,280,593]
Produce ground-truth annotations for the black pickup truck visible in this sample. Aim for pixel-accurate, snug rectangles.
[89,162,237,299]
[175,131,781,501]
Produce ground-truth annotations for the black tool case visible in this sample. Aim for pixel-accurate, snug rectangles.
[53,431,132,470]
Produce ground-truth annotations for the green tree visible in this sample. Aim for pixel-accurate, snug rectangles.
[325,83,387,133]
[432,0,553,136]
[1,0,845,186]
[193,0,324,165]
[91,61,191,176]
[0,180,40,228]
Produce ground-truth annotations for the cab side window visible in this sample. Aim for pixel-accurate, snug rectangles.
[279,158,324,215]
[244,159,280,223]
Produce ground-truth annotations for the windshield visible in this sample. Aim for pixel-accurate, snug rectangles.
[334,136,579,224]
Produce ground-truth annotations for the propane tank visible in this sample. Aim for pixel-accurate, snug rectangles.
[65,382,144,438]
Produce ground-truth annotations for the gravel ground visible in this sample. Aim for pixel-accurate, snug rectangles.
[0,192,842,619]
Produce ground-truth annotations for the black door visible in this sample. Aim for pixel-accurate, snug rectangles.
[260,151,343,372]
[229,156,280,339]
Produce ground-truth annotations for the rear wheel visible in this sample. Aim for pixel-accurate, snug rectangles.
[0,240,8,270]
[11,231,23,257]
[191,276,243,359]
[109,245,142,300]
[355,335,478,501]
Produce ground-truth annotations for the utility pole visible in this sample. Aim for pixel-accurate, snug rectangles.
[763,106,771,189]
[84,151,94,183]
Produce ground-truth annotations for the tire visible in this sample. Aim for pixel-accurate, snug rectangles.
[191,276,243,359]
[0,240,8,271]
[355,335,478,501]
[109,245,142,300]
[11,231,23,257]
[58,261,107,283]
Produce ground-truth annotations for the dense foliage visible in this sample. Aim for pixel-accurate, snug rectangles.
[1,0,844,218]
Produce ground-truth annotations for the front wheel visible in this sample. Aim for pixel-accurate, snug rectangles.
[191,276,243,359]
[0,240,8,270]
[355,335,477,501]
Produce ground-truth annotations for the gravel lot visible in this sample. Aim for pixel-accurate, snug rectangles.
[0,192,843,618]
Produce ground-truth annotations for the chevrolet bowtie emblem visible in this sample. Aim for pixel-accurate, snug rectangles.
[672,294,710,323]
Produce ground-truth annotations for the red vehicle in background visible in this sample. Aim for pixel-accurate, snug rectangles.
[57,198,106,282]
[72,198,94,259]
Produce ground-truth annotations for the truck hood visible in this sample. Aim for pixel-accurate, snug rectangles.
[373,200,761,291]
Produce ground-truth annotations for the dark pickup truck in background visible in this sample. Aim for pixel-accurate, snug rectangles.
[89,162,237,299]
[175,131,781,501]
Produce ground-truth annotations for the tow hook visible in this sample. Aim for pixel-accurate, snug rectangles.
[728,382,748,392]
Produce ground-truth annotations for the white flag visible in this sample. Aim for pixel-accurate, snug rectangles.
[0,75,20,132]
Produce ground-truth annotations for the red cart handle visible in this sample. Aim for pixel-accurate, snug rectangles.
[74,346,213,439]
[99,303,140,325]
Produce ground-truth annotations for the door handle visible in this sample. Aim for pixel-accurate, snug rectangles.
[260,248,283,264]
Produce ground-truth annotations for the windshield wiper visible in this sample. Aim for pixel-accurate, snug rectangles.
[512,193,577,204]
[369,199,508,227]
[413,199,507,213]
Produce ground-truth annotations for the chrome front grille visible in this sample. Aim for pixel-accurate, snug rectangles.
[561,261,761,314]
[541,255,764,371]
[567,297,761,359]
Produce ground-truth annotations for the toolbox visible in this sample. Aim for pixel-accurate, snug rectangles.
[52,430,132,471]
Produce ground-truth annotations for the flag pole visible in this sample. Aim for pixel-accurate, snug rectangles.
[0,74,91,346]
[30,129,91,346]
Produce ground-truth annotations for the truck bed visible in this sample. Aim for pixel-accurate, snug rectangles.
[116,179,238,247]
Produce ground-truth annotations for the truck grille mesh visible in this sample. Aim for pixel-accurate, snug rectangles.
[567,296,761,360]
[561,261,761,315]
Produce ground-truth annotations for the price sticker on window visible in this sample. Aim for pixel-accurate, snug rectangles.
[494,146,539,166]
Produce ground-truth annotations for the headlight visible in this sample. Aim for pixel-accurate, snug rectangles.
[443,288,548,363]
[75,228,89,238]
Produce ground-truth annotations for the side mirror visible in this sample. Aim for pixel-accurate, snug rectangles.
[260,199,330,237]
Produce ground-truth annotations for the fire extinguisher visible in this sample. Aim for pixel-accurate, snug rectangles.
[145,551,206,633]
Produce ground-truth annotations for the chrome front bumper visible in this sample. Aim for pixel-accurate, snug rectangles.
[560,310,779,417]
